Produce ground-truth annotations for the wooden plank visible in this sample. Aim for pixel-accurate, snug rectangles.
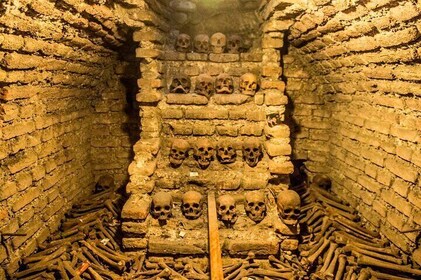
[208,192,224,280]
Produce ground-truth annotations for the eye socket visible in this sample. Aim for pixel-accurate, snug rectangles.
[284,208,292,214]
[253,148,259,152]
[245,148,251,152]
[184,203,190,208]
[198,147,205,152]
[155,206,161,211]
[164,206,171,211]
[258,202,265,207]
[220,205,226,210]
[294,209,301,214]
[219,148,224,152]
[229,205,235,210]
[193,203,199,208]
[171,149,177,153]
[248,202,254,207]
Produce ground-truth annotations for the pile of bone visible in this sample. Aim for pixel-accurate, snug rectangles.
[127,256,208,280]
[297,175,421,280]
[175,33,245,54]
[169,73,258,97]
[11,175,129,280]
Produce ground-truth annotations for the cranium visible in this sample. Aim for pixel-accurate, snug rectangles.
[169,75,191,94]
[242,139,263,167]
[239,73,258,96]
[245,191,266,223]
[193,139,215,169]
[215,73,234,94]
[266,113,282,127]
[169,139,190,168]
[151,192,173,222]
[276,190,301,226]
[175,33,191,52]
[194,34,210,53]
[216,140,236,164]
[312,174,332,190]
[95,175,114,193]
[217,194,237,227]
[210,32,226,53]
[194,74,214,98]
[181,191,203,220]
[226,34,242,54]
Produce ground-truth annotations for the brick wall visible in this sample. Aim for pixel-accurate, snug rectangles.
[284,0,421,252]
[0,0,140,271]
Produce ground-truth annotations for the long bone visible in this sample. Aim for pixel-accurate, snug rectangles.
[320,241,339,273]
[313,217,333,243]
[355,253,421,276]
[311,185,348,204]
[325,205,359,221]
[333,231,386,248]
[249,268,295,279]
[334,235,397,256]
[345,245,405,264]
[306,237,331,265]
[334,254,347,280]
[334,216,380,238]
[332,222,381,243]
[158,260,188,280]
[313,191,355,213]
[324,248,341,279]
[357,268,371,280]
[366,268,416,280]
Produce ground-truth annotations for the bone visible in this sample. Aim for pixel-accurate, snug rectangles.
[345,245,404,265]
[313,191,355,213]
[80,240,125,271]
[249,268,295,279]
[158,260,188,280]
[366,268,416,280]
[334,254,347,280]
[334,216,380,238]
[357,268,371,280]
[87,267,105,280]
[320,241,338,273]
[355,253,421,276]
[333,231,386,248]
[306,237,331,264]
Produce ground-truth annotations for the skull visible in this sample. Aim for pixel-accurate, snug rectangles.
[242,139,263,167]
[181,191,203,220]
[245,191,266,223]
[193,139,215,169]
[266,113,282,127]
[312,174,332,190]
[239,73,258,96]
[217,194,237,227]
[276,190,301,226]
[169,139,190,168]
[169,75,191,94]
[194,34,210,53]
[226,34,242,54]
[215,73,234,94]
[194,74,214,98]
[95,175,114,193]
[216,140,236,164]
[175,33,191,52]
[151,192,173,221]
[210,32,226,54]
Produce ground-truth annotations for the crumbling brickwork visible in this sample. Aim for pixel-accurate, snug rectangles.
[0,0,139,271]
[285,0,421,252]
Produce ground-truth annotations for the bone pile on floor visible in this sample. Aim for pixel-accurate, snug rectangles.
[11,177,127,280]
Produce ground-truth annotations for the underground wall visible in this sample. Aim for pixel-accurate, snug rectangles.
[0,0,420,278]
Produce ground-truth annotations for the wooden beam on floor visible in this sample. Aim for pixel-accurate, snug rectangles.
[208,192,224,280]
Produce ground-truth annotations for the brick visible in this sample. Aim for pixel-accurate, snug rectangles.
[265,91,288,105]
[122,194,151,220]
[385,157,418,183]
[17,206,35,226]
[209,54,239,62]
[161,108,184,119]
[239,124,264,136]
[2,121,35,140]
[264,140,291,156]
[260,80,285,91]
[15,172,32,191]
[269,160,294,174]
[375,26,420,48]
[12,187,41,212]
[170,123,193,135]
[192,124,215,136]
[216,125,239,136]
[185,108,228,119]
[136,90,162,103]
[213,94,249,105]
[390,126,419,142]
[386,209,407,231]
[261,36,283,49]
[7,150,38,174]
[12,218,43,249]
[240,52,263,62]
[186,53,208,61]
[0,181,18,201]
[166,94,208,105]
[135,48,161,58]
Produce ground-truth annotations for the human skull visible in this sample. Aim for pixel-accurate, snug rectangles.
[216,140,236,164]
[242,139,263,167]
[239,73,258,96]
[245,191,266,223]
[217,194,237,226]
[169,75,191,94]
[215,74,234,94]
[276,190,301,226]
[175,33,191,52]
[312,174,332,190]
[194,74,214,98]
[194,34,210,53]
[169,139,190,168]
[226,34,242,54]
[210,32,226,53]
[95,175,114,193]
[193,139,215,169]
[181,191,203,220]
[151,192,173,221]
[266,113,282,127]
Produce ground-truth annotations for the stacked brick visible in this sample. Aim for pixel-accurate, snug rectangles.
[284,0,421,253]
[0,0,139,273]
[122,0,294,252]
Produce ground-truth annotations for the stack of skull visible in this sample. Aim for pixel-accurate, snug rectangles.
[169,72,258,98]
[175,32,243,54]
[169,138,263,169]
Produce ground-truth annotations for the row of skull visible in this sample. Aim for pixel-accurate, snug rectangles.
[151,190,301,227]
[169,73,258,97]
[169,138,263,169]
[175,33,243,54]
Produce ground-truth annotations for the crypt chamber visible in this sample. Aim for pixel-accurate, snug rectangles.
[0,0,420,279]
